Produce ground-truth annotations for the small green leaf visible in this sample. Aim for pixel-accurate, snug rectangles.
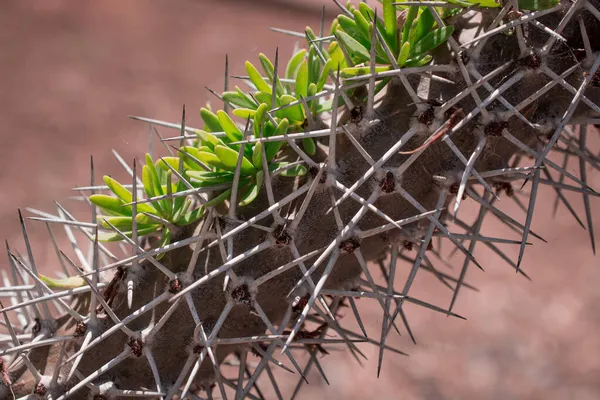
[277,95,305,123]
[155,228,171,260]
[178,146,205,170]
[90,194,130,216]
[411,26,455,57]
[254,91,278,106]
[155,157,180,173]
[232,108,255,120]
[239,171,264,207]
[415,8,435,43]
[186,170,235,184]
[177,206,205,226]
[222,90,257,109]
[196,130,225,151]
[402,6,419,44]
[327,41,346,71]
[334,30,371,64]
[200,108,223,133]
[280,164,308,177]
[39,274,85,289]
[352,10,371,43]
[194,151,226,170]
[316,58,334,91]
[97,216,135,230]
[383,0,399,55]
[341,65,392,78]
[104,176,155,214]
[405,54,433,67]
[337,15,369,47]
[259,53,274,81]
[214,145,256,175]
[295,59,309,98]
[253,103,268,138]
[246,61,271,94]
[302,137,316,156]
[266,118,288,161]
[205,188,232,207]
[217,110,243,142]
[285,49,307,93]
[397,41,411,67]
[259,53,284,96]
[252,141,264,169]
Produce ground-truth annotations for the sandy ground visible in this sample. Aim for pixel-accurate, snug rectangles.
[0,1,599,399]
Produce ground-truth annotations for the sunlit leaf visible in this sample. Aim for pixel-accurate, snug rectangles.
[411,26,455,56]
[217,110,243,142]
[246,61,271,94]
[383,0,399,55]
[200,108,223,133]
[335,30,371,64]
[277,95,305,123]
[280,164,308,177]
[239,171,264,207]
[39,274,85,289]
[214,145,256,175]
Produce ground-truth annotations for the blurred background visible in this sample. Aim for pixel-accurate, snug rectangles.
[1,1,599,399]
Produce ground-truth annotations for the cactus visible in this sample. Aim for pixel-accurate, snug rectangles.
[1,0,599,398]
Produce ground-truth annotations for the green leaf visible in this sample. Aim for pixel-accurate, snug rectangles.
[90,194,131,216]
[341,65,392,78]
[401,6,419,45]
[39,274,85,289]
[205,188,232,207]
[195,151,227,170]
[177,206,205,226]
[232,108,256,120]
[334,30,371,64]
[145,154,168,215]
[239,171,264,207]
[246,61,271,94]
[178,146,205,170]
[397,41,411,67]
[316,58,334,91]
[222,90,257,109]
[405,54,433,67]
[327,41,346,71]
[266,118,288,162]
[253,103,268,138]
[252,141,264,169]
[277,95,305,123]
[186,170,235,184]
[259,53,284,96]
[200,108,223,133]
[196,130,225,151]
[254,91,278,106]
[352,10,371,43]
[104,176,155,214]
[415,8,435,43]
[302,137,316,156]
[98,216,135,230]
[383,0,399,55]
[295,58,309,99]
[337,15,369,48]
[214,145,256,175]
[285,49,307,93]
[280,164,308,177]
[155,228,171,260]
[217,110,243,142]
[411,26,455,57]
[155,157,180,173]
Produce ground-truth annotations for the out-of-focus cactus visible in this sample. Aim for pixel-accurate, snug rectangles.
[1,0,599,398]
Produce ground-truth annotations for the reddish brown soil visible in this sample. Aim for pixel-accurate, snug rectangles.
[0,2,598,399]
